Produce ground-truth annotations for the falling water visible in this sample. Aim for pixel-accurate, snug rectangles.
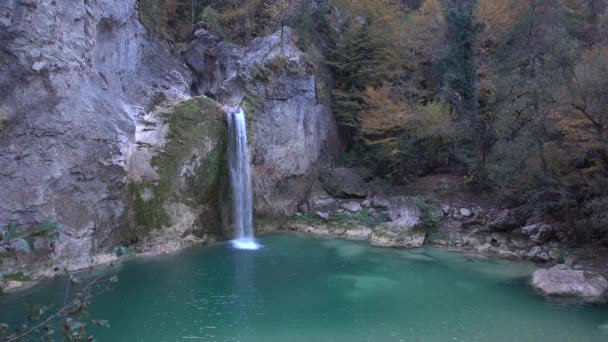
[227,107,260,250]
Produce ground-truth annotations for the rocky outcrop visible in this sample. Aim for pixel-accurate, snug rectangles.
[519,223,554,243]
[184,26,340,218]
[319,167,368,198]
[0,0,191,275]
[125,96,229,253]
[487,208,529,231]
[370,198,425,248]
[532,264,608,298]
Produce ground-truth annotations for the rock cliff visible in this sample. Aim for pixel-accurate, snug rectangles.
[0,0,191,275]
[1,2,340,282]
[184,27,340,218]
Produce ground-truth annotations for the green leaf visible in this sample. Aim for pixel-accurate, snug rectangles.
[36,220,58,232]
[14,238,32,252]
[4,221,19,240]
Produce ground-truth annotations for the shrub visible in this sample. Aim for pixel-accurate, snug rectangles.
[412,197,441,228]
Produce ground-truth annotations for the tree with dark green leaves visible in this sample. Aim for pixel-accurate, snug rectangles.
[327,0,405,140]
[435,0,484,182]
[439,0,481,119]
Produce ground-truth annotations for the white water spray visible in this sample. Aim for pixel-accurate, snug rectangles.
[227,107,260,250]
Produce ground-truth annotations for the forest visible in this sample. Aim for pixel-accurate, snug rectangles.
[139,0,608,244]
[3,1,608,340]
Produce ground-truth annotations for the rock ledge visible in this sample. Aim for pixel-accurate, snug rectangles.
[532,265,608,298]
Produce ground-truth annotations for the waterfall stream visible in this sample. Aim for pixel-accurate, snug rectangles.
[227,107,260,250]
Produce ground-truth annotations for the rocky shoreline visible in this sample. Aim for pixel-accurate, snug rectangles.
[4,219,608,300]
[279,166,608,299]
[4,166,608,300]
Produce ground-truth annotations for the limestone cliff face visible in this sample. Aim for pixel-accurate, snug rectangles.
[0,0,191,274]
[125,96,230,255]
[0,2,340,281]
[184,27,341,219]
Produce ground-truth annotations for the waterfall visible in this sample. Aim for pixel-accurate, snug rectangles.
[227,107,260,250]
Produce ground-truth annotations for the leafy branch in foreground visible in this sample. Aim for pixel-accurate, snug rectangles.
[1,269,118,341]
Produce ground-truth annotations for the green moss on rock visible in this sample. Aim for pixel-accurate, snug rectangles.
[128,182,170,230]
[3,272,32,282]
[128,96,229,238]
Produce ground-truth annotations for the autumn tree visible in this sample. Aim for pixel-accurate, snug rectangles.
[400,0,446,101]
[328,0,405,136]
[493,1,574,182]
[563,46,608,170]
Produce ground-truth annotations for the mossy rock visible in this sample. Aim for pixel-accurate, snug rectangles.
[2,272,32,282]
[127,96,229,240]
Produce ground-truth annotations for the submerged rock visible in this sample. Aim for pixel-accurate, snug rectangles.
[532,265,608,298]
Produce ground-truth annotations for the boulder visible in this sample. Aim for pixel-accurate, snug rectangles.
[471,206,483,215]
[369,200,424,248]
[490,232,510,245]
[342,202,362,213]
[387,199,421,226]
[352,167,373,182]
[370,228,426,248]
[460,208,472,217]
[532,266,608,297]
[461,219,484,229]
[315,211,330,220]
[519,223,554,243]
[319,168,368,198]
[488,208,528,231]
[368,193,392,209]
[441,205,451,216]
[308,185,336,210]
[525,246,549,261]
[477,243,521,260]
[509,234,531,249]
[2,280,24,292]
[343,226,373,240]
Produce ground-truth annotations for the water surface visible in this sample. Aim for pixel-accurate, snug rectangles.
[2,234,608,341]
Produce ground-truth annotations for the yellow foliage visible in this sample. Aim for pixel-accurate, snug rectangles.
[361,85,412,137]
[413,0,444,29]
[403,0,445,71]
[361,85,454,143]
[415,101,454,138]
[475,0,527,42]
[332,0,405,44]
